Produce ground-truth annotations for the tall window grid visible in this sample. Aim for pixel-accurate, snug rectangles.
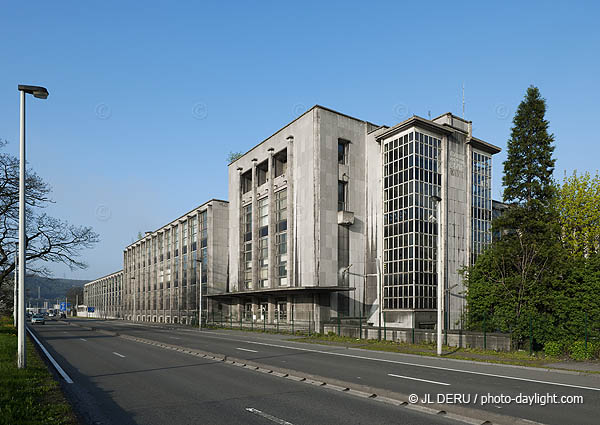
[258,197,269,288]
[471,151,492,264]
[241,204,252,289]
[383,131,441,311]
[275,189,288,286]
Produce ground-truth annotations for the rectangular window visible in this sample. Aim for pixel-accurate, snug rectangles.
[274,149,287,177]
[338,181,347,211]
[275,189,287,286]
[241,204,252,289]
[256,160,268,186]
[258,197,269,288]
[241,170,252,194]
[338,139,349,164]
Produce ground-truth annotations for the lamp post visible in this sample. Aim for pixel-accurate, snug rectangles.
[431,195,443,356]
[13,246,17,327]
[17,84,48,369]
[195,259,203,330]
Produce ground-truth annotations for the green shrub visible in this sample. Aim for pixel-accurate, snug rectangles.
[544,341,566,357]
[569,340,596,361]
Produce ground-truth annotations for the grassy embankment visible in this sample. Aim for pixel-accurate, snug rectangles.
[0,316,78,425]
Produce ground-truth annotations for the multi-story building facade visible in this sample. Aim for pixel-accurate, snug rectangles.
[83,270,123,319]
[215,106,500,330]
[85,105,500,332]
[122,199,229,324]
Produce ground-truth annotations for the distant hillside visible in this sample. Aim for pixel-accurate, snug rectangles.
[23,275,88,303]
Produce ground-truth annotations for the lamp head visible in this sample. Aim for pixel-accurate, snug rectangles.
[18,85,49,99]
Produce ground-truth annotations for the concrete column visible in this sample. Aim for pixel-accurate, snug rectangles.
[251,159,258,290]
[268,296,275,324]
[287,294,293,324]
[286,136,295,287]
[267,148,275,288]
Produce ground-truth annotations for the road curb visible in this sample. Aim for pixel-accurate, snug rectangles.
[87,326,545,425]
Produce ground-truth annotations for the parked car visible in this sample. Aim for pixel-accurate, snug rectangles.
[59,312,66,319]
[48,311,55,317]
[31,313,45,325]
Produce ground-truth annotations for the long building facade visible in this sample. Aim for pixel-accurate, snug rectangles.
[85,105,500,331]
[122,199,229,324]
[83,270,123,319]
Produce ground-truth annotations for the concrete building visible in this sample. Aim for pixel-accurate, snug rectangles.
[214,106,500,330]
[83,270,123,319]
[85,105,500,332]
[122,199,229,324]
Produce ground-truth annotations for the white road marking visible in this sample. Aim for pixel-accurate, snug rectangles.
[26,328,74,384]
[196,334,600,392]
[112,352,126,358]
[80,338,87,341]
[245,408,294,425]
[388,373,450,386]
[168,336,181,340]
[236,347,258,353]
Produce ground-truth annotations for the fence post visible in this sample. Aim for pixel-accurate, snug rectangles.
[585,311,588,350]
[359,317,362,340]
[412,324,415,344]
[212,309,215,326]
[230,313,232,329]
[444,310,448,347]
[483,310,487,351]
[529,316,533,356]
[240,314,242,330]
[308,314,311,336]
[220,310,223,326]
[251,316,254,331]
[263,314,266,332]
[383,314,387,341]
[337,316,341,336]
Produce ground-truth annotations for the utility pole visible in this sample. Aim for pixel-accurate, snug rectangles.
[13,248,17,327]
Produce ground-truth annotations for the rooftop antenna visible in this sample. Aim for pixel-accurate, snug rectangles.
[462,82,465,119]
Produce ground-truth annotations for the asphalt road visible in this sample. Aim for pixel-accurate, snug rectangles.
[52,318,600,425]
[28,320,464,425]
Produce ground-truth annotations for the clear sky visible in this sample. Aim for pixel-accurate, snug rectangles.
[1,1,598,281]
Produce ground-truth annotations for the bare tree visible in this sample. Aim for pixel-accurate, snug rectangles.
[0,139,99,289]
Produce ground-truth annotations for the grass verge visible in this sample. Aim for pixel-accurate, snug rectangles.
[286,332,600,371]
[0,316,79,425]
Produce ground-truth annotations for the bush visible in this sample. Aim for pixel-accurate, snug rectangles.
[544,341,566,357]
[569,340,596,361]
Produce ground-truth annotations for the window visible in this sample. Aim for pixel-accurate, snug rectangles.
[274,149,287,177]
[382,131,441,311]
[338,181,347,211]
[258,198,269,288]
[241,170,252,194]
[275,189,287,286]
[338,139,349,164]
[242,204,252,289]
[256,160,268,186]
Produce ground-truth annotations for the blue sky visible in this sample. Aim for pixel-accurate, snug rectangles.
[1,1,598,280]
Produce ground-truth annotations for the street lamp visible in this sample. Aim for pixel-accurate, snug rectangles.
[430,195,443,356]
[17,84,49,369]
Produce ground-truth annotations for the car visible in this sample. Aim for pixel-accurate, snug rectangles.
[59,312,66,319]
[31,313,45,325]
[48,311,55,317]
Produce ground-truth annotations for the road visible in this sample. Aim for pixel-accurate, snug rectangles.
[28,320,465,425]
[51,318,600,425]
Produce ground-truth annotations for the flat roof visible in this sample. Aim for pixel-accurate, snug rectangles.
[125,198,228,249]
[84,270,123,286]
[228,105,379,166]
